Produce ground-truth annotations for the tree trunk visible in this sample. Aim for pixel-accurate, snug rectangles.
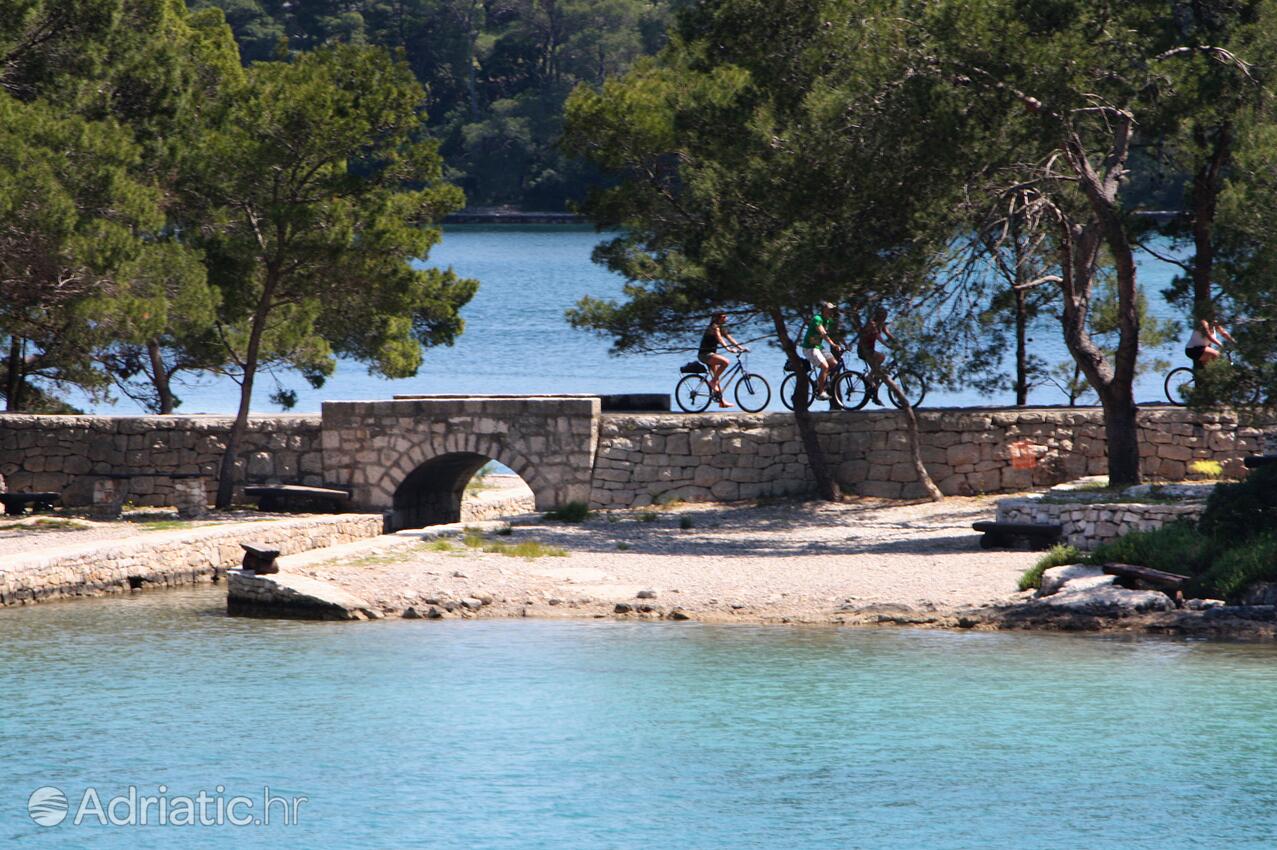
[215,296,272,509]
[146,339,175,415]
[1014,285,1028,406]
[1099,385,1142,486]
[4,336,21,412]
[866,359,942,501]
[1062,118,1142,487]
[1189,124,1231,321]
[769,308,840,501]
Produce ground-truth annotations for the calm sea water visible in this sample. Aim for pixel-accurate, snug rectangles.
[3,587,1277,849]
[83,226,1188,415]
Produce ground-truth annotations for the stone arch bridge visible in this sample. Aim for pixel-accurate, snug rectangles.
[323,396,599,530]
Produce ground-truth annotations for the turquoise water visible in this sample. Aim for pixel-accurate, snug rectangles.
[4,587,1277,848]
[83,226,1188,414]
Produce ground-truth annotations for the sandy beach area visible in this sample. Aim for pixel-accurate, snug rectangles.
[283,494,1036,624]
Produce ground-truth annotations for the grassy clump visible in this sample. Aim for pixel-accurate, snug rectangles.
[679,515,695,530]
[638,510,658,523]
[1189,460,1224,479]
[1194,533,1277,599]
[544,501,590,523]
[1088,522,1209,578]
[461,530,566,559]
[1019,544,1083,591]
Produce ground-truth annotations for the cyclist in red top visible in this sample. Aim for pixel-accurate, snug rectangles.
[856,306,894,371]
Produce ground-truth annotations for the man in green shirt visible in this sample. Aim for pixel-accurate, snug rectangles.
[802,302,842,400]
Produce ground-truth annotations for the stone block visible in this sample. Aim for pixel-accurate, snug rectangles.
[946,443,980,466]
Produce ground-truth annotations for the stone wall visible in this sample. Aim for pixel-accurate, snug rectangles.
[591,407,1277,506]
[996,497,1205,551]
[0,415,321,506]
[2,404,1273,517]
[1,514,383,605]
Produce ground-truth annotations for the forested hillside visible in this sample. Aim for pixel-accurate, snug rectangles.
[190,0,673,209]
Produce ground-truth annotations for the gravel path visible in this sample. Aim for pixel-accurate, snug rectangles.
[297,496,1037,623]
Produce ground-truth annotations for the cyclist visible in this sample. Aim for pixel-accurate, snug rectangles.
[699,312,746,408]
[801,302,842,400]
[857,306,894,373]
[1185,317,1234,367]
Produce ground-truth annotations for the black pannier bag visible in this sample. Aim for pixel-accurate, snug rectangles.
[680,361,708,374]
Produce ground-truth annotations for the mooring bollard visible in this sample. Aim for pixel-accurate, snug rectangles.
[240,543,281,574]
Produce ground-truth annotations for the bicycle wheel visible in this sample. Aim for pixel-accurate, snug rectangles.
[735,373,771,412]
[780,372,815,411]
[1164,367,1195,405]
[833,371,871,410]
[675,374,713,413]
[887,368,927,408]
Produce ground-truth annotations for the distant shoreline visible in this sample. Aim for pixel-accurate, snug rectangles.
[444,210,585,225]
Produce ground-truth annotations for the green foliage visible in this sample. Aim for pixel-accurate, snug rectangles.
[1088,522,1212,578]
[1195,533,1277,599]
[1199,464,1277,546]
[544,501,590,522]
[678,514,694,530]
[195,0,672,208]
[1019,544,1083,591]
[182,43,475,505]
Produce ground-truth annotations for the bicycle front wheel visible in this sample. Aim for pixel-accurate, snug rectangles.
[834,371,871,410]
[1164,367,1194,405]
[888,368,927,409]
[675,374,713,413]
[735,373,771,412]
[780,373,814,411]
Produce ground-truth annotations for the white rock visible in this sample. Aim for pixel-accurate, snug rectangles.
[1037,585,1175,615]
[1185,598,1227,611]
[1039,564,1106,596]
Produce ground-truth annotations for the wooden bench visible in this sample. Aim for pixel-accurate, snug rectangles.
[972,520,1063,551]
[0,492,61,516]
[1243,454,1277,469]
[244,485,351,513]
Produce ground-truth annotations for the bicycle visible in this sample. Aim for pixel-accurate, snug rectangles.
[675,351,771,413]
[782,350,926,410]
[1164,349,1259,405]
[780,349,853,410]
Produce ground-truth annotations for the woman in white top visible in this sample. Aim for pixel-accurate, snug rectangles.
[1185,318,1234,366]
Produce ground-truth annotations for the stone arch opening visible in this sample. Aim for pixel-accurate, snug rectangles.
[389,452,538,531]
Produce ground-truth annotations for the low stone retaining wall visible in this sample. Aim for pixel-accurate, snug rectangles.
[0,414,322,507]
[0,514,383,605]
[995,497,1205,551]
[592,407,1276,505]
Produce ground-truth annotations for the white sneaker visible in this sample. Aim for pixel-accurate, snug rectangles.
[816,391,829,400]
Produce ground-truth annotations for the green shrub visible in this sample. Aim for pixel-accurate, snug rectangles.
[1193,533,1277,600]
[1018,544,1083,591]
[1087,522,1210,577]
[544,501,590,522]
[679,515,695,530]
[1199,464,1277,546]
[638,510,658,522]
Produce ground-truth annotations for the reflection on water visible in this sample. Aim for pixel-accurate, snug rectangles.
[2,587,1277,848]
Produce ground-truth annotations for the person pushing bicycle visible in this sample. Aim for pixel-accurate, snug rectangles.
[699,312,746,408]
[801,302,844,401]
